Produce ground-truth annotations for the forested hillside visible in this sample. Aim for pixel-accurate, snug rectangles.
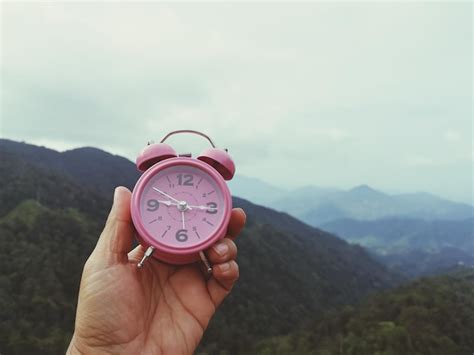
[253,272,474,355]
[0,144,400,354]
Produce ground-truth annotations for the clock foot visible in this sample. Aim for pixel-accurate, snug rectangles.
[137,246,155,268]
[199,251,212,274]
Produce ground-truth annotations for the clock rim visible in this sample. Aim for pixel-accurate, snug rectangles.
[131,157,232,257]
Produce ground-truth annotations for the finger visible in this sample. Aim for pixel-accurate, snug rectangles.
[206,238,237,265]
[207,260,239,307]
[89,187,135,268]
[226,208,246,240]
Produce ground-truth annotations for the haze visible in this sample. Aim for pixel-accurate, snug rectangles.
[1,2,472,203]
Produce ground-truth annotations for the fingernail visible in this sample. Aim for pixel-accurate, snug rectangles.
[114,186,124,205]
[237,208,246,222]
[213,242,229,256]
[219,262,231,272]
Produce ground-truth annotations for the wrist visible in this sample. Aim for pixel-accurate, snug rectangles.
[67,334,112,355]
[66,334,84,355]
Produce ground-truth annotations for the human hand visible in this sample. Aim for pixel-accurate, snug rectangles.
[67,186,246,355]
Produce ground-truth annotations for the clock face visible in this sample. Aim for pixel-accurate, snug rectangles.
[138,164,226,249]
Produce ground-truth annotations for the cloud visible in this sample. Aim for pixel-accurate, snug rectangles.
[1,2,472,203]
[443,130,462,143]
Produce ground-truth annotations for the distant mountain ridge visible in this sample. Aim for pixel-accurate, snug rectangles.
[228,175,288,205]
[2,139,471,225]
[322,216,474,277]
[225,172,473,226]
[322,217,474,254]
[3,139,471,278]
[374,247,474,278]
[275,184,473,225]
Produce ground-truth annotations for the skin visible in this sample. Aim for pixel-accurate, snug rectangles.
[67,186,246,355]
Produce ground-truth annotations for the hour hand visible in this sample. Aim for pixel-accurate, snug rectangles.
[157,200,177,207]
[187,204,217,212]
[156,199,194,211]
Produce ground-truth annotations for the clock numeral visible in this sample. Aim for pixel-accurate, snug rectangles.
[206,202,218,214]
[177,174,193,186]
[176,229,188,242]
[146,199,160,211]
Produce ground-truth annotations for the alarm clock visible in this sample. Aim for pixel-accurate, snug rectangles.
[130,130,235,273]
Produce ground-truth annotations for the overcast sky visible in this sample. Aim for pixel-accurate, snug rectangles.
[1,2,472,203]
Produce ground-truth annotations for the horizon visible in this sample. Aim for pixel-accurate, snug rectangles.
[2,136,472,206]
[1,2,472,204]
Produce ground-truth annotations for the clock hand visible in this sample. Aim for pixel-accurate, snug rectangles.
[152,187,180,204]
[187,204,218,212]
[156,200,177,207]
[152,188,194,211]
[156,198,195,211]
[181,211,186,230]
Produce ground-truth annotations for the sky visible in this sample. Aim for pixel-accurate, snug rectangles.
[1,2,472,203]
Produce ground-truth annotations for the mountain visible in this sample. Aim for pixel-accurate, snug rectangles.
[0,138,140,195]
[0,141,401,355]
[322,217,474,254]
[374,247,474,278]
[3,139,471,226]
[227,175,288,205]
[278,185,474,226]
[252,271,474,354]
[322,217,474,277]
[0,140,286,203]
[267,185,343,221]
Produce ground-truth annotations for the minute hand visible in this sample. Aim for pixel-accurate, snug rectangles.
[152,187,180,204]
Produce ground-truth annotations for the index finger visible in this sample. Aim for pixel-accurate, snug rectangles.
[226,208,246,240]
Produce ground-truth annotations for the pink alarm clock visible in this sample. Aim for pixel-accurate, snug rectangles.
[131,130,235,273]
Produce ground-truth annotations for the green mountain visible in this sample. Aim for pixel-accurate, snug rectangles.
[0,138,140,195]
[0,200,100,354]
[0,142,401,355]
[3,139,472,226]
[252,271,474,355]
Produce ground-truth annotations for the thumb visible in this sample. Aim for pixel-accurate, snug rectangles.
[89,186,135,269]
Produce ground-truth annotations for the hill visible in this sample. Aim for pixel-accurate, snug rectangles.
[0,138,140,195]
[275,185,473,225]
[374,247,474,278]
[0,142,401,354]
[322,216,474,277]
[322,217,474,255]
[252,271,474,354]
[2,139,471,225]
